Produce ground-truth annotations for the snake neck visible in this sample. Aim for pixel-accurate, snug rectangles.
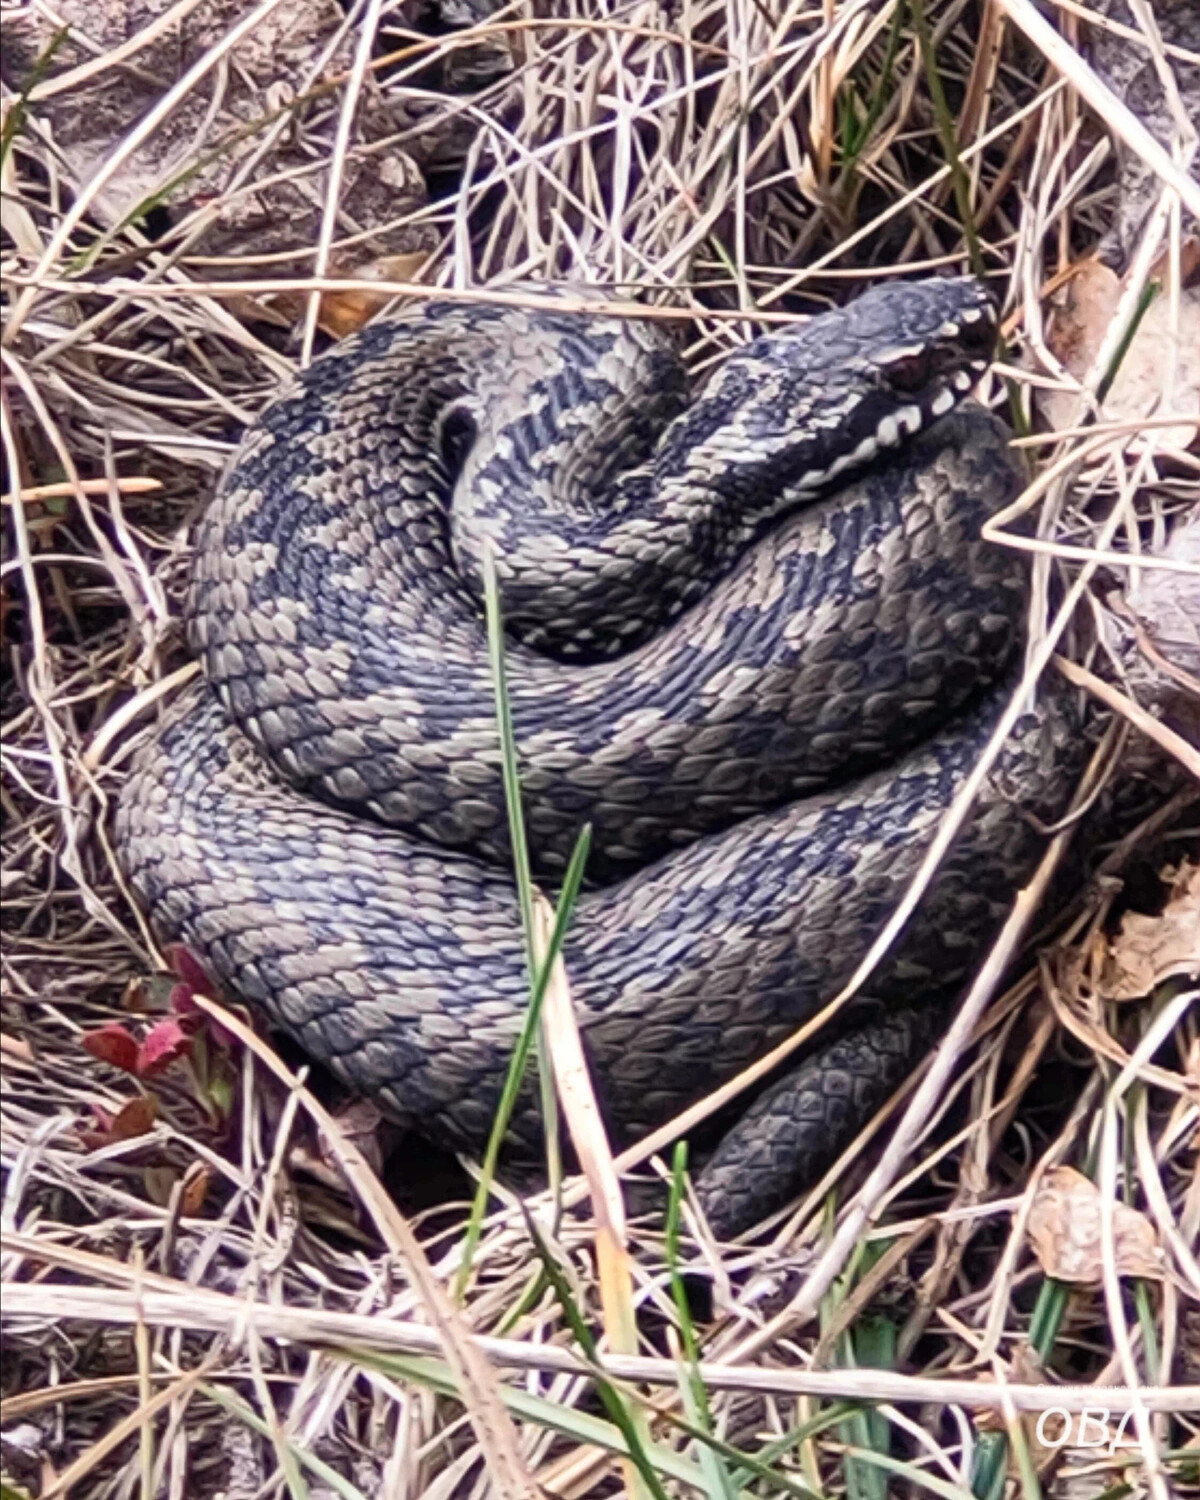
[443,281,997,660]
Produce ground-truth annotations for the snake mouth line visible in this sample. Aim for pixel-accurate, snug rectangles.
[799,358,990,491]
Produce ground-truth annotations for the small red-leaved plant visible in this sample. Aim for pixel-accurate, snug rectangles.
[79,946,241,1154]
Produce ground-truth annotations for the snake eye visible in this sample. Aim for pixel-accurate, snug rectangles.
[883,347,932,393]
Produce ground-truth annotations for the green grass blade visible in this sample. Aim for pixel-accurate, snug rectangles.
[333,1346,725,1493]
[969,1431,1008,1500]
[453,542,597,1296]
[1,26,70,168]
[453,819,591,1297]
[481,541,536,954]
[727,1402,854,1489]
[665,1143,737,1500]
[1096,281,1159,406]
[841,1445,979,1500]
[842,0,906,168]
[482,540,564,1198]
[521,1208,672,1500]
[909,0,985,278]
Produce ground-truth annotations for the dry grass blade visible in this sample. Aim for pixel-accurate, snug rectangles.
[785,726,1121,1325]
[183,994,542,1498]
[532,893,651,1497]
[1054,654,1200,780]
[997,0,1200,219]
[6,1234,1200,1413]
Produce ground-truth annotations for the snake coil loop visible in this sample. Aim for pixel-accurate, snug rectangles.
[116,279,1082,1235]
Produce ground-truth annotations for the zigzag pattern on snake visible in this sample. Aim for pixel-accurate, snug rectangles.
[114,279,1083,1237]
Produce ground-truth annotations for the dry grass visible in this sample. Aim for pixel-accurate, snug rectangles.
[1,0,1198,1497]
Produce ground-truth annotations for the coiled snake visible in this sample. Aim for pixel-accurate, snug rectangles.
[116,279,1081,1236]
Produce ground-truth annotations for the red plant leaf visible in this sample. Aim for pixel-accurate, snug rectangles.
[169,982,199,1017]
[136,1018,193,1077]
[171,982,239,1050]
[82,1022,140,1074]
[167,944,215,996]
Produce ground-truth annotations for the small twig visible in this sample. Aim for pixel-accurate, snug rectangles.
[81,663,201,774]
[5,1245,1199,1414]
[1054,654,1200,780]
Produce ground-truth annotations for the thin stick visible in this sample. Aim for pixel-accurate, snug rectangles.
[4,1249,1199,1415]
[1054,654,1200,780]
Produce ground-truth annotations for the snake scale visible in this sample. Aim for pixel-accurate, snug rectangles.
[115,279,1084,1237]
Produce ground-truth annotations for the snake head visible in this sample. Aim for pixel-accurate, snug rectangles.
[784,277,1000,487]
[667,277,1001,500]
[849,277,998,412]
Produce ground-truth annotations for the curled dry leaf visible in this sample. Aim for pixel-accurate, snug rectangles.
[181,1163,215,1217]
[1040,259,1200,452]
[80,1094,160,1150]
[1027,1166,1164,1284]
[1097,860,1200,1001]
[312,251,434,337]
[142,1161,214,1213]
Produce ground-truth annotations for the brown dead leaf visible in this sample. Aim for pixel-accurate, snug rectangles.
[313,252,433,338]
[1097,860,1200,1001]
[1027,1166,1164,1284]
[107,1095,160,1142]
[181,1163,214,1217]
[1041,259,1200,451]
[1148,234,1200,289]
[80,1094,160,1150]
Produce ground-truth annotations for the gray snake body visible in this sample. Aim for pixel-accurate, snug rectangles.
[115,280,1082,1235]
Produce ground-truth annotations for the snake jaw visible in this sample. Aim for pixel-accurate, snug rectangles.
[822,292,996,470]
[791,352,992,491]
